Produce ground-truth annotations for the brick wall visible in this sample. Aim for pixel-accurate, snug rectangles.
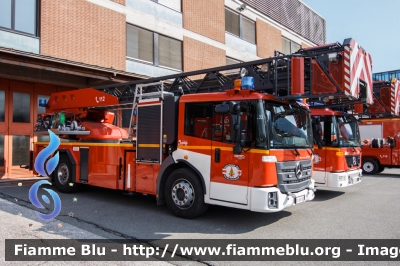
[183,36,225,72]
[256,18,281,58]
[41,0,126,71]
[182,0,225,43]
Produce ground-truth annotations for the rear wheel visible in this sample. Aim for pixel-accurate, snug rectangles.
[362,158,378,175]
[53,155,78,193]
[165,168,208,219]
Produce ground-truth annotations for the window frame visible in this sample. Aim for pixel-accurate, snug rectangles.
[281,37,301,55]
[126,23,182,71]
[225,8,256,44]
[0,0,40,37]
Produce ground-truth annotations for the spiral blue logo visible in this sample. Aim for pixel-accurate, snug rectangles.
[29,130,62,220]
[29,180,62,220]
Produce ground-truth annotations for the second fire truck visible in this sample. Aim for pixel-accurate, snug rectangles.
[357,78,400,174]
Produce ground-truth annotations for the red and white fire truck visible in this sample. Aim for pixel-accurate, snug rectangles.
[31,39,370,218]
[357,78,400,174]
[305,39,373,187]
[310,108,364,187]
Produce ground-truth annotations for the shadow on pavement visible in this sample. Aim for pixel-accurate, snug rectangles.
[0,183,292,240]
[311,189,345,202]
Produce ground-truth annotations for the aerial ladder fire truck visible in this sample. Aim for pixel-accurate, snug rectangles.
[302,40,373,187]
[354,78,400,174]
[31,38,369,218]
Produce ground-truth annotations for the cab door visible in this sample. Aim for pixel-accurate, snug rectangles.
[312,118,327,184]
[209,113,250,205]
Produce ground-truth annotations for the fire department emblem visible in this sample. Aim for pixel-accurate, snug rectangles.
[222,164,242,180]
[313,154,322,164]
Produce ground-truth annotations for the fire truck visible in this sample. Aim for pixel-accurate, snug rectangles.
[357,78,400,174]
[31,38,369,218]
[303,40,373,187]
[310,108,364,187]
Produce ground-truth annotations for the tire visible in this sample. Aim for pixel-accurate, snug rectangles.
[362,158,378,175]
[165,168,208,219]
[377,165,385,173]
[53,155,78,193]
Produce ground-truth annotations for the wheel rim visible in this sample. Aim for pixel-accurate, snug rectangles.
[57,163,69,185]
[363,162,374,173]
[171,178,195,210]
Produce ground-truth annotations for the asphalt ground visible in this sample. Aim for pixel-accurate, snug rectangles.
[0,168,399,265]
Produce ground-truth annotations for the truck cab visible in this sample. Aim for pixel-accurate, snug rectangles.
[359,118,400,174]
[311,108,362,187]
[175,91,315,213]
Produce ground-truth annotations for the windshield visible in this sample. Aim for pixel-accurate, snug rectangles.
[264,101,312,148]
[333,116,361,147]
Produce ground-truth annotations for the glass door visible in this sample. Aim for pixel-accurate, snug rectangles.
[0,78,7,178]
[7,80,34,178]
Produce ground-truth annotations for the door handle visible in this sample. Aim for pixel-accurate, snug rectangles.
[215,148,220,163]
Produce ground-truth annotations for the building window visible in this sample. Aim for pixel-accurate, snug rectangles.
[226,57,242,65]
[126,24,182,71]
[0,0,38,36]
[226,57,242,75]
[13,92,30,123]
[225,8,255,44]
[282,37,301,54]
[151,0,181,12]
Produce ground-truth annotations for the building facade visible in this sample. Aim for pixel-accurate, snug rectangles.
[0,0,325,178]
[373,70,400,81]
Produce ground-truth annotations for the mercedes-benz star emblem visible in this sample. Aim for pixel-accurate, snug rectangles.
[295,162,303,179]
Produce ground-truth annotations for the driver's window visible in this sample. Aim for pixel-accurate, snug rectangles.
[212,113,231,142]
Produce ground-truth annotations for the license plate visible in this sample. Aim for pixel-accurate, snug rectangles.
[295,195,305,204]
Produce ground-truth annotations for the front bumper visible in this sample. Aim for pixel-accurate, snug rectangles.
[250,179,315,212]
[327,169,362,188]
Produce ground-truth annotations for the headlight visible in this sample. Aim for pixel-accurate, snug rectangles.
[262,156,277,162]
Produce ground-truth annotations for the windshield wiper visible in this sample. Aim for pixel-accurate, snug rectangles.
[285,145,300,157]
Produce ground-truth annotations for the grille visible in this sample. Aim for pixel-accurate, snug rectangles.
[242,0,326,45]
[345,155,361,168]
[284,180,311,192]
[276,160,312,193]
[283,177,309,184]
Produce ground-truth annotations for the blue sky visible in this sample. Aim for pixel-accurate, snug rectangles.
[301,0,400,73]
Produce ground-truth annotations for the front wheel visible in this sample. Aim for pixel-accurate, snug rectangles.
[377,165,385,173]
[165,168,208,219]
[362,158,378,175]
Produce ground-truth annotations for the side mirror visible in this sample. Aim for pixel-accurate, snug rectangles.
[230,114,241,140]
[229,101,242,154]
[317,142,322,149]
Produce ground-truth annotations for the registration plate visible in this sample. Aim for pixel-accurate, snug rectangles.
[295,195,305,204]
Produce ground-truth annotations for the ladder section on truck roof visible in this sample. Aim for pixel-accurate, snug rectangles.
[94,38,372,106]
[353,78,400,118]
